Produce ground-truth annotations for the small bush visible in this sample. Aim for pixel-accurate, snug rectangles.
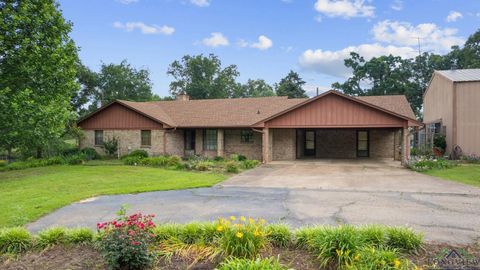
[167,155,182,167]
[140,156,169,167]
[266,224,291,248]
[216,216,269,258]
[36,227,69,249]
[357,225,387,247]
[407,158,456,172]
[433,134,447,152]
[237,155,247,161]
[346,247,412,270]
[225,161,240,173]
[123,156,144,166]
[242,159,260,169]
[385,227,423,253]
[46,156,65,165]
[80,147,100,160]
[64,154,85,165]
[218,257,286,270]
[214,156,224,162]
[67,228,94,244]
[97,207,156,270]
[0,227,33,254]
[0,160,7,167]
[127,149,149,159]
[194,161,214,171]
[103,137,119,156]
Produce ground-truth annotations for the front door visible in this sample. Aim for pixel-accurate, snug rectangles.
[184,130,196,156]
[356,130,369,157]
[304,130,316,156]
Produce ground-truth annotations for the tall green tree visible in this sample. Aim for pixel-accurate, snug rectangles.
[95,60,155,107]
[167,54,240,99]
[0,0,79,157]
[233,79,275,98]
[275,71,308,98]
[446,29,480,69]
[71,63,99,117]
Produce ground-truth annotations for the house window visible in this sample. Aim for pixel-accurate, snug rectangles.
[141,130,151,147]
[94,130,103,145]
[203,129,217,150]
[184,130,196,151]
[240,130,254,143]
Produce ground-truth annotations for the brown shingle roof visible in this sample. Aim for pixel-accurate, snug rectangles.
[100,92,416,128]
[355,95,416,120]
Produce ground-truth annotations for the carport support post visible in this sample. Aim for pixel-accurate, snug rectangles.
[401,127,410,166]
[217,129,225,157]
[262,128,270,163]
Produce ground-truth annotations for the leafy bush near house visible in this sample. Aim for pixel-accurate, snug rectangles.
[217,257,286,270]
[123,150,149,159]
[97,207,156,270]
[123,156,144,166]
[242,159,260,169]
[0,160,7,167]
[225,161,240,173]
[433,134,447,152]
[80,147,100,160]
[64,154,86,165]
[214,156,224,162]
[407,158,457,172]
[0,227,33,254]
[103,137,119,156]
[140,156,169,167]
[194,160,215,171]
[0,156,68,172]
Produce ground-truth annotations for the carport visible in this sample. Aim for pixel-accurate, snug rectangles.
[253,91,421,164]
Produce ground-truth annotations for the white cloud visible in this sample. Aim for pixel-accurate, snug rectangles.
[251,35,273,50]
[117,0,139,4]
[446,11,463,22]
[299,43,417,78]
[372,20,464,52]
[281,46,294,53]
[391,0,403,11]
[113,22,175,35]
[314,0,375,18]
[191,0,210,7]
[237,35,273,50]
[202,32,229,47]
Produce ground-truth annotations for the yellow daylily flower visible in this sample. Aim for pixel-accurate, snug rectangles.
[394,259,401,268]
[236,232,243,238]
[216,225,224,232]
[230,216,236,221]
[240,216,246,221]
[253,230,260,237]
[354,254,360,261]
[248,217,255,224]
[336,249,343,256]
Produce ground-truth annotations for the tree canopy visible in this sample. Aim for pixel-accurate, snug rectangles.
[167,54,240,99]
[275,71,308,98]
[0,0,79,156]
[232,79,275,98]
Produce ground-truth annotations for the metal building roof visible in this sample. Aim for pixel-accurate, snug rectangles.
[436,69,480,82]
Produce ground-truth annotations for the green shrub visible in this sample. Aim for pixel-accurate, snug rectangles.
[0,227,33,254]
[385,227,423,253]
[214,156,224,162]
[127,149,149,159]
[237,155,247,161]
[140,156,169,167]
[194,161,214,171]
[266,224,291,247]
[66,228,94,244]
[433,134,447,152]
[123,156,144,166]
[225,161,240,173]
[167,155,182,167]
[242,159,260,169]
[218,257,286,270]
[346,247,412,270]
[36,227,69,248]
[407,158,456,172]
[80,147,100,160]
[216,216,269,258]
[103,137,119,156]
[0,160,7,167]
[64,154,85,165]
[46,156,65,165]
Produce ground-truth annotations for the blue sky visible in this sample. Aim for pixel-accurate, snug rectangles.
[58,0,480,97]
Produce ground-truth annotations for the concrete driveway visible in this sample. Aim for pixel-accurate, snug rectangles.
[28,160,480,244]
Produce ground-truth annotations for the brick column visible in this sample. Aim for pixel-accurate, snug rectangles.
[401,127,410,165]
[217,129,225,157]
[262,128,270,163]
[195,129,203,155]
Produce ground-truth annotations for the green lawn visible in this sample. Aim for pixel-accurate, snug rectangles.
[0,165,226,227]
[423,164,480,187]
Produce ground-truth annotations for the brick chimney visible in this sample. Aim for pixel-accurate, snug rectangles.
[176,93,190,101]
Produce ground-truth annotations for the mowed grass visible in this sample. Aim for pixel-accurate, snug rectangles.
[0,165,226,227]
[423,164,480,187]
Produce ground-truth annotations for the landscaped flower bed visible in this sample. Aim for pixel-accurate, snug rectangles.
[0,208,443,270]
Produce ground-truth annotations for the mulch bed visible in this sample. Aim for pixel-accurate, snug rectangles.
[1,242,478,270]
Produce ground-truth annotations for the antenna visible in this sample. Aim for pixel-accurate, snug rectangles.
[316,87,319,96]
[412,36,426,57]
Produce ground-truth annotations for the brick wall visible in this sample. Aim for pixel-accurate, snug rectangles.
[165,130,184,157]
[80,129,165,156]
[272,129,296,160]
[316,129,356,158]
[224,129,262,160]
[369,129,395,158]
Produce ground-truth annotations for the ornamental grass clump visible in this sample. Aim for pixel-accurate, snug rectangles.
[385,227,423,253]
[36,227,69,249]
[217,257,287,270]
[97,207,157,270]
[0,227,33,254]
[345,247,413,270]
[215,216,269,258]
[266,224,292,247]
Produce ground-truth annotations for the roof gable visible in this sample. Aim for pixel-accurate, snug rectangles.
[255,91,419,127]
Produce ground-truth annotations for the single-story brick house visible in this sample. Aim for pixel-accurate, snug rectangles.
[78,90,420,163]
